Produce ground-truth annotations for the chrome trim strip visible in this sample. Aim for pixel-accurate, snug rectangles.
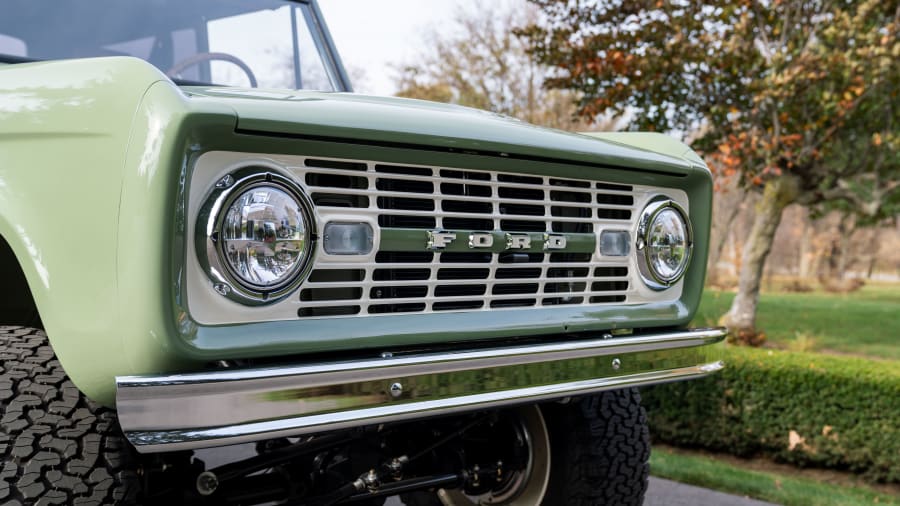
[117,328,725,453]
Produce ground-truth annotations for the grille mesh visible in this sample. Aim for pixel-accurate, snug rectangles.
[288,157,641,318]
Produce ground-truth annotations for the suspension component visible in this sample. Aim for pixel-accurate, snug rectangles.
[388,455,409,480]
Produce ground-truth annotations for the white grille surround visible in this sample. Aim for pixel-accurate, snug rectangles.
[185,151,689,325]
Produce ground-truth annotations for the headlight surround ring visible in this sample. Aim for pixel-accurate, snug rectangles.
[635,198,693,291]
[196,168,316,306]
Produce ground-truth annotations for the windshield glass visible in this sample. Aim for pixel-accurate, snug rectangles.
[0,0,344,91]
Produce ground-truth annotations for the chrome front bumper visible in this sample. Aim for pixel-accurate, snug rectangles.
[117,328,725,453]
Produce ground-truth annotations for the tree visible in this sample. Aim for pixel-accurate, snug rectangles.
[520,0,899,341]
[394,1,619,130]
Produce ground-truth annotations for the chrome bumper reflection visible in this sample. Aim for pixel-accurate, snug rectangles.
[117,328,726,453]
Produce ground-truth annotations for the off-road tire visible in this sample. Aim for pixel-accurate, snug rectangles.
[404,389,650,505]
[0,326,140,505]
[541,389,651,506]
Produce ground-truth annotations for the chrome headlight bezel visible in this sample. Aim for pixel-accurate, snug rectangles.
[195,168,316,306]
[635,198,693,291]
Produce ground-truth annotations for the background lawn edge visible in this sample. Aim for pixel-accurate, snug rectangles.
[650,445,900,506]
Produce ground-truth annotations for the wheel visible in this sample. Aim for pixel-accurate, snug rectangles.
[403,389,650,506]
[0,326,141,505]
[541,389,650,506]
[166,52,259,87]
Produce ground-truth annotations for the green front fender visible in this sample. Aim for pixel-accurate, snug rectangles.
[0,57,233,404]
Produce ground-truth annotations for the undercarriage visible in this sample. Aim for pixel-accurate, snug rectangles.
[142,406,549,506]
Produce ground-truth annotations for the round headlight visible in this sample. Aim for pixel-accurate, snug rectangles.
[636,199,692,290]
[197,170,315,305]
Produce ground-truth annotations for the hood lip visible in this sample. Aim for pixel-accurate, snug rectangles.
[234,126,690,179]
[186,86,694,177]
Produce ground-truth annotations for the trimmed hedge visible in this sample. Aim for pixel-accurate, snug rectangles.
[642,346,900,483]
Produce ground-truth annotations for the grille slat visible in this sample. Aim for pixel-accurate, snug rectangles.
[295,291,637,308]
[302,186,636,209]
[317,262,600,270]
[371,208,629,222]
[297,165,638,195]
[302,276,630,290]
[283,157,659,318]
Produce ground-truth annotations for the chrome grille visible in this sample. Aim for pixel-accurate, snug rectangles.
[292,157,642,318]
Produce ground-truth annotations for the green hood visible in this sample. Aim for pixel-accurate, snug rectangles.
[184,87,695,175]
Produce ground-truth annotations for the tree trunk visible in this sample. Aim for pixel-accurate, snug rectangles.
[706,194,742,287]
[835,218,853,280]
[855,229,879,279]
[798,214,813,279]
[730,231,743,279]
[721,176,799,343]
[866,231,879,279]
[866,257,877,279]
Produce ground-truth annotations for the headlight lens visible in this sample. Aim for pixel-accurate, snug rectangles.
[221,186,309,289]
[636,199,692,290]
[197,170,315,305]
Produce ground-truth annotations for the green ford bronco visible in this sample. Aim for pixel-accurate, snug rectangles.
[0,1,724,504]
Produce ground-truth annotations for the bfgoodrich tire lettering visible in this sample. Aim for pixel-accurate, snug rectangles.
[0,327,140,505]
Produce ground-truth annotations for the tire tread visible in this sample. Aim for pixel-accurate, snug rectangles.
[542,389,650,506]
[0,326,139,505]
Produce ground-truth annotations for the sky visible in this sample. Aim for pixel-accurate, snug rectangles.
[317,0,467,96]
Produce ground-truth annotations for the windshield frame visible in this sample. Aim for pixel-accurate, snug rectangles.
[0,0,353,93]
[304,0,352,93]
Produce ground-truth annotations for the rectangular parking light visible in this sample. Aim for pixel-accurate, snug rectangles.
[599,230,630,256]
[323,222,374,255]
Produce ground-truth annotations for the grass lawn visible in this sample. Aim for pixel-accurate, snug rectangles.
[693,284,900,359]
[651,446,900,506]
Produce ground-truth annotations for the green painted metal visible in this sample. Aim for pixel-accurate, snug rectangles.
[185,87,695,176]
[379,229,596,253]
[0,57,174,403]
[0,56,713,406]
[580,132,706,167]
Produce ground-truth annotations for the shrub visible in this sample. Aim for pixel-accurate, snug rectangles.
[642,346,900,483]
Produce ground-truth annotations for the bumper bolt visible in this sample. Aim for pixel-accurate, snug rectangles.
[390,382,403,398]
[196,471,219,496]
[612,358,621,370]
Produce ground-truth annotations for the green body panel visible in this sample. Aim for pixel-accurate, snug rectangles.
[580,132,706,167]
[379,229,596,254]
[0,57,712,406]
[185,87,694,177]
[0,57,173,401]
